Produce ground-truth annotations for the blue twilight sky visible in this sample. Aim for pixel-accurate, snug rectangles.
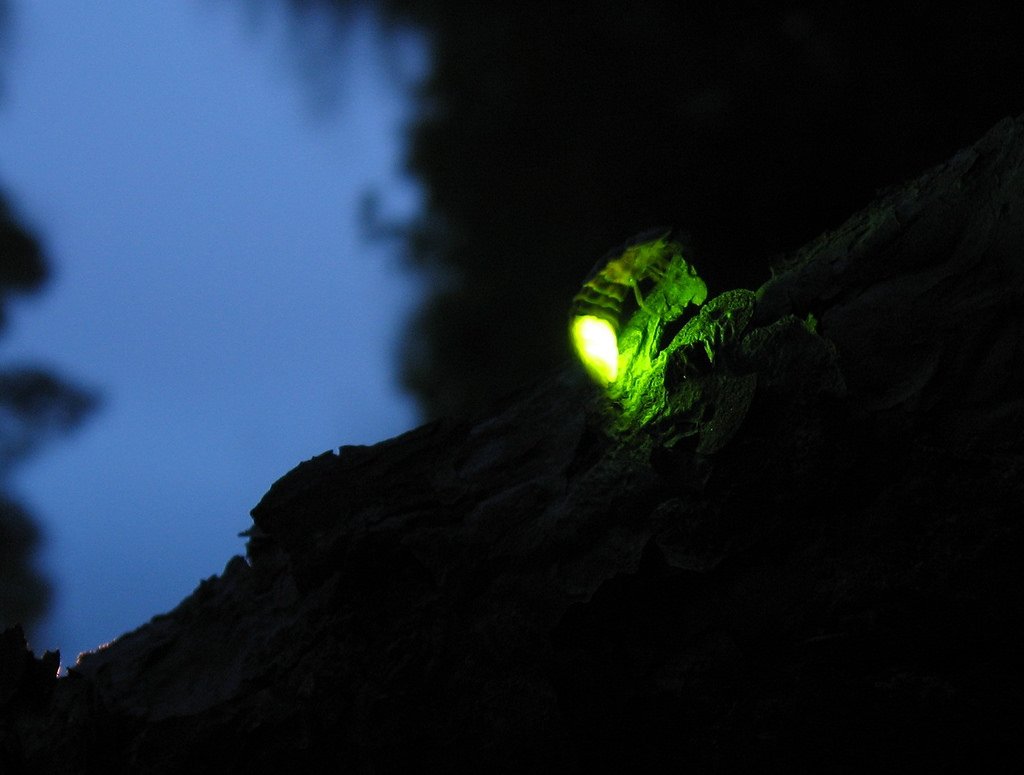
[0,1,427,664]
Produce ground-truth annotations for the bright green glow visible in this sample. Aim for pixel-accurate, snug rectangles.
[571,315,619,384]
[570,236,708,407]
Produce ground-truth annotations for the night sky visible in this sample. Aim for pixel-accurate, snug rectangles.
[0,1,425,665]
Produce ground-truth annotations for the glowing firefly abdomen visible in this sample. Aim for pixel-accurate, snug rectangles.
[569,231,677,384]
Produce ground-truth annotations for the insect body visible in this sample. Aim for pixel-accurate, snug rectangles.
[570,230,677,328]
[570,230,681,384]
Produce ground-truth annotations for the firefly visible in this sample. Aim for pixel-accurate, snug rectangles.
[569,230,679,384]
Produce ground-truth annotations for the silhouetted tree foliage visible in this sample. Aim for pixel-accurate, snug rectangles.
[0,204,98,632]
[1,11,98,631]
[0,496,49,631]
[268,0,1024,419]
[0,197,46,301]
[0,368,96,471]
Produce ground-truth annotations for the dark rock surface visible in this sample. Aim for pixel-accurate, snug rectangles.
[4,116,1024,773]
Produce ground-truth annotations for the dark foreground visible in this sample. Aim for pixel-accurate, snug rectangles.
[4,117,1024,773]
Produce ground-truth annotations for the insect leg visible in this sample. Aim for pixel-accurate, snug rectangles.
[631,278,648,311]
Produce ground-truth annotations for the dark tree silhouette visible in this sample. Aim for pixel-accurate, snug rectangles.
[0,498,49,630]
[265,1,1024,419]
[0,200,98,633]
[0,11,98,631]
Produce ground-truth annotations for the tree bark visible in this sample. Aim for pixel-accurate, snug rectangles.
[4,115,1024,773]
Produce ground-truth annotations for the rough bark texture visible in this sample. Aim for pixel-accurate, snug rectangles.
[4,116,1024,773]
